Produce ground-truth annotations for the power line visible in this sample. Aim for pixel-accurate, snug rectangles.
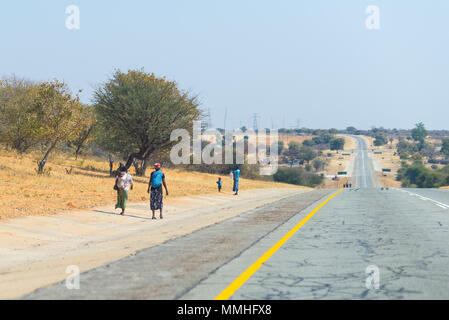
[252,113,260,131]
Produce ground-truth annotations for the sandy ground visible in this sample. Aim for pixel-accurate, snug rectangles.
[0,187,308,299]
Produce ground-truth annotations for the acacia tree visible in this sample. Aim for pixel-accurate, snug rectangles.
[441,138,449,159]
[0,77,40,152]
[298,146,317,164]
[373,133,388,146]
[284,141,301,166]
[411,122,428,151]
[68,106,96,159]
[93,123,130,176]
[94,69,201,176]
[330,138,345,153]
[32,81,87,174]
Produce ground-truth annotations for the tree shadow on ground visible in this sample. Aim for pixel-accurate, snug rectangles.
[73,170,111,179]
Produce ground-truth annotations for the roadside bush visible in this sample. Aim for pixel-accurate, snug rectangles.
[397,138,418,157]
[397,162,449,188]
[373,134,388,146]
[330,138,345,153]
[411,152,423,161]
[312,158,325,171]
[273,167,323,187]
[302,133,334,149]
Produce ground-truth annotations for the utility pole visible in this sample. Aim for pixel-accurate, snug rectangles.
[207,108,213,129]
[202,108,213,130]
[223,107,228,130]
[252,113,260,131]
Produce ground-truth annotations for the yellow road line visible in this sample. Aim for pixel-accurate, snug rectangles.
[214,189,344,300]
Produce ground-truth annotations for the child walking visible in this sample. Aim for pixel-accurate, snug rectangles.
[216,177,223,192]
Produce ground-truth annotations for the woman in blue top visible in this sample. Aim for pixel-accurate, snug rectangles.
[233,165,240,195]
[147,163,169,219]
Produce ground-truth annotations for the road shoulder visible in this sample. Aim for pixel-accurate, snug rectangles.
[22,189,334,300]
[0,187,305,299]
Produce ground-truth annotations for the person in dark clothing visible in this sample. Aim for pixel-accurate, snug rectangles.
[147,163,168,219]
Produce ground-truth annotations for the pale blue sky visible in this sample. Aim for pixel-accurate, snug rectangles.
[1,1,448,130]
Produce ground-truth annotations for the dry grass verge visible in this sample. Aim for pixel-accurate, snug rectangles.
[0,147,306,220]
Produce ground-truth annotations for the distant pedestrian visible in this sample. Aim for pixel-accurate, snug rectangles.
[233,165,240,195]
[147,163,168,219]
[217,177,223,192]
[115,168,133,216]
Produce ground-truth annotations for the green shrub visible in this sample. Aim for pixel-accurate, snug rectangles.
[397,162,449,188]
[273,167,323,187]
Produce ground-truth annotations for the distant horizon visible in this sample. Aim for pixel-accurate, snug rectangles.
[206,126,448,132]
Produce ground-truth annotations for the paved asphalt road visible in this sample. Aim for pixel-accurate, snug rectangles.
[24,136,449,300]
[350,135,381,189]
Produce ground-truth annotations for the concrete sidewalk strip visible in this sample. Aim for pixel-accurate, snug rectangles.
[22,189,333,300]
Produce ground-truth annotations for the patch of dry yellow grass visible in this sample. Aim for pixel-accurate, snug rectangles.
[0,147,305,220]
[278,134,315,145]
[377,173,401,188]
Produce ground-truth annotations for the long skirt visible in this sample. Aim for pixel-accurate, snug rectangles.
[233,180,239,192]
[115,189,128,210]
[150,186,164,210]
